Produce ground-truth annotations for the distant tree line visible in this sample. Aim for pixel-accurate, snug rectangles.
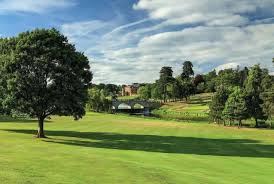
[85,83,122,113]
[137,60,273,128]
[138,61,196,102]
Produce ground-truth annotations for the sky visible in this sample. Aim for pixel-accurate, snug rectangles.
[0,0,274,84]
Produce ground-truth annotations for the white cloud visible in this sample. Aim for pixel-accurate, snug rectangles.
[215,63,239,72]
[61,20,110,39]
[60,0,274,84]
[0,0,76,14]
[90,23,274,84]
[134,0,274,26]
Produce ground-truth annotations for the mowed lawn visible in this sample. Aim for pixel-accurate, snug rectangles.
[0,113,274,184]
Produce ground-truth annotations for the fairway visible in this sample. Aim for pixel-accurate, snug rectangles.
[1,113,274,184]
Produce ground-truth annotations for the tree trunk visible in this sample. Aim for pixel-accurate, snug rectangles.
[37,117,47,138]
[238,120,242,129]
[255,118,258,128]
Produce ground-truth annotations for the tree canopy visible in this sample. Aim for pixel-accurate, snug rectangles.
[0,29,92,138]
[181,61,194,79]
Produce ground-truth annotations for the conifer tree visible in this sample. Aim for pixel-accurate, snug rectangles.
[222,87,248,128]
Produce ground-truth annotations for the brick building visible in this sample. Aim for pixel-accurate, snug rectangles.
[122,83,140,96]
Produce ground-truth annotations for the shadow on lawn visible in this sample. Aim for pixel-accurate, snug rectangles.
[3,129,274,158]
[0,118,37,123]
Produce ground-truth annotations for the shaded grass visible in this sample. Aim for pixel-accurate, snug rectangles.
[0,112,274,184]
[3,129,274,158]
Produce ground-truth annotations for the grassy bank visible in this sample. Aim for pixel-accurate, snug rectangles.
[152,93,212,122]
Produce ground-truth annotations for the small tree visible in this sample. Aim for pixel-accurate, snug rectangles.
[2,29,92,138]
[209,86,230,124]
[222,87,248,128]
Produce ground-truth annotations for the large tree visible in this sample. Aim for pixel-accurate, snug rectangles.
[1,29,92,138]
[245,65,267,127]
[181,61,194,79]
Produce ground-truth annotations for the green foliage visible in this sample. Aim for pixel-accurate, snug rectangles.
[138,85,151,100]
[261,84,274,125]
[209,86,230,123]
[0,28,92,137]
[0,37,18,115]
[222,87,248,127]
[215,68,240,88]
[151,82,162,100]
[95,83,121,96]
[158,67,175,102]
[181,61,194,79]
[86,87,111,112]
[203,70,217,92]
[245,65,267,127]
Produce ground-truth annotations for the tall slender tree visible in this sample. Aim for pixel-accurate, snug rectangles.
[209,86,230,124]
[245,65,267,127]
[158,67,174,102]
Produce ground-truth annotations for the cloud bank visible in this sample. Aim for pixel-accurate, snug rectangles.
[0,0,76,14]
[61,0,274,84]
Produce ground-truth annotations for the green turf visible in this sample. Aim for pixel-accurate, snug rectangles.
[117,95,139,100]
[152,93,212,121]
[1,112,274,183]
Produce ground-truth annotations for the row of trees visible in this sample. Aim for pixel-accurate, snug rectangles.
[0,29,93,138]
[138,61,196,102]
[209,64,274,128]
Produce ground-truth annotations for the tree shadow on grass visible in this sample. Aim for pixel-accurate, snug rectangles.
[3,129,274,158]
[0,117,37,123]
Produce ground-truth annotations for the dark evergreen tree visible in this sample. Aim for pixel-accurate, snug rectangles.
[245,65,267,127]
[209,86,230,124]
[261,84,274,127]
[159,67,175,102]
[181,61,194,79]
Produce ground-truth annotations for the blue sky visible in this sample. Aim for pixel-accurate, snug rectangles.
[0,0,274,84]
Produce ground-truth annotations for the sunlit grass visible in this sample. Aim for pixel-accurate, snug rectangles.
[0,112,274,184]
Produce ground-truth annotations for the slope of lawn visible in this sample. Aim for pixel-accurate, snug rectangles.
[0,112,274,184]
[152,93,213,121]
[117,94,140,100]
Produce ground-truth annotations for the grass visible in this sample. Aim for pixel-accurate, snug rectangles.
[117,95,139,100]
[152,93,212,121]
[1,112,274,184]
